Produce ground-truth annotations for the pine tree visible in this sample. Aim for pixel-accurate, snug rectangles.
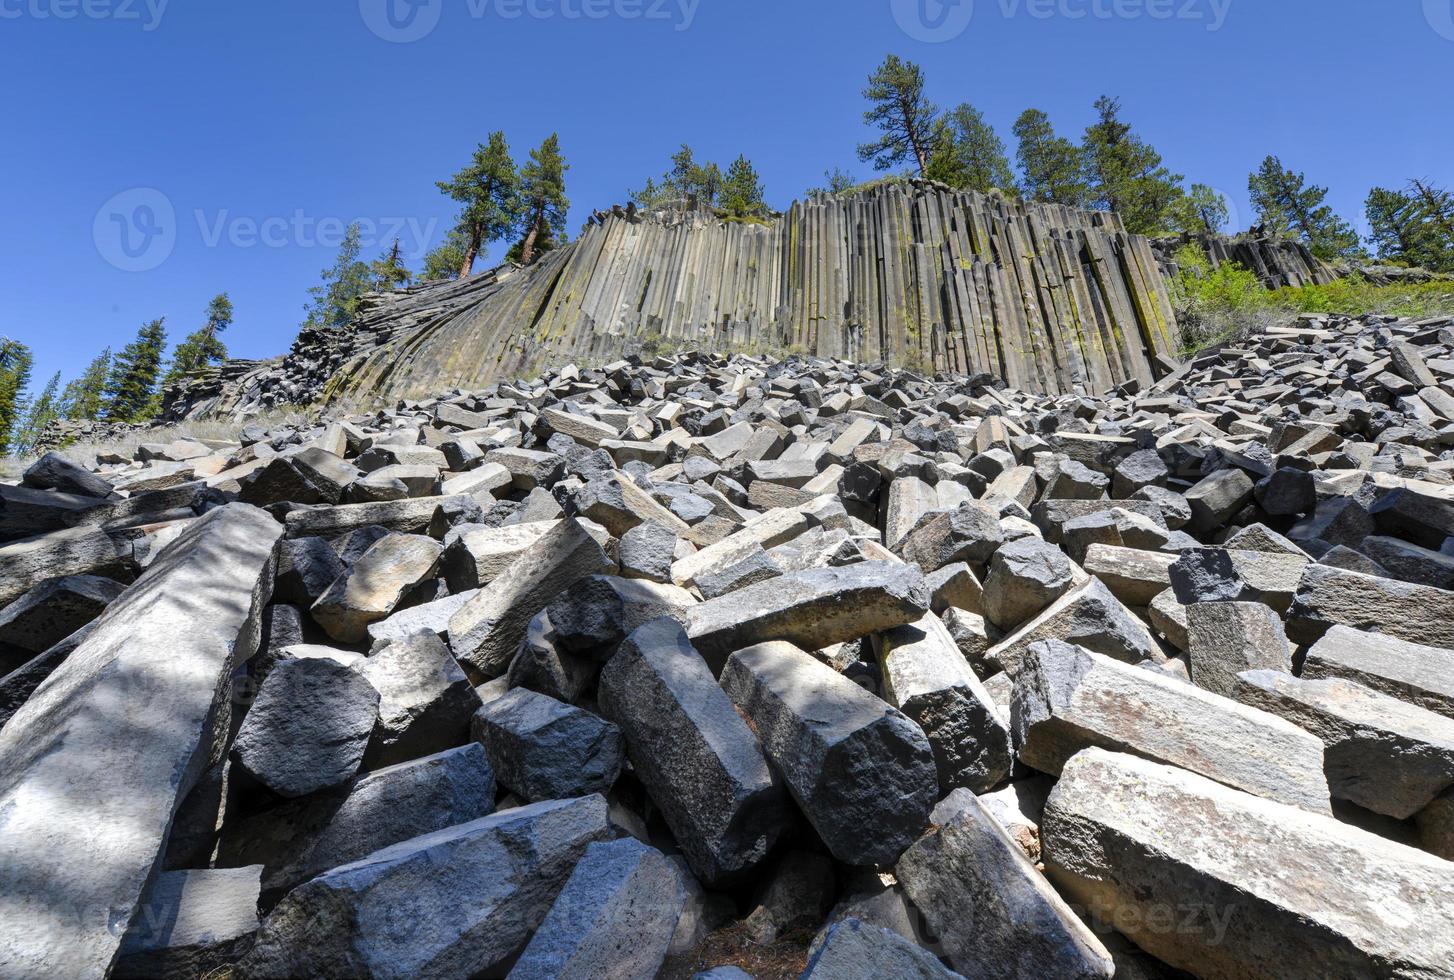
[13,371,60,456]
[1082,96,1185,234]
[303,224,373,329]
[163,293,232,389]
[437,132,520,279]
[630,145,723,209]
[1013,109,1090,207]
[421,228,472,282]
[925,104,1014,194]
[1248,156,1361,261]
[720,156,766,217]
[857,55,940,176]
[61,348,111,422]
[1168,184,1231,235]
[0,338,34,456]
[1412,179,1454,269]
[371,239,413,291]
[103,318,167,423]
[808,168,856,197]
[516,134,570,267]
[1366,187,1436,268]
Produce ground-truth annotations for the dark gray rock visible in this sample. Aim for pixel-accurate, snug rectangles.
[0,574,123,654]
[22,452,114,498]
[983,537,1075,631]
[472,688,623,801]
[232,656,380,799]
[508,837,688,980]
[598,618,790,886]
[720,640,937,866]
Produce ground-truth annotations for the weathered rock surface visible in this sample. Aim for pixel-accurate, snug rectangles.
[0,504,281,979]
[508,837,687,980]
[472,688,623,801]
[1042,748,1454,980]
[898,789,1114,980]
[1012,640,1331,811]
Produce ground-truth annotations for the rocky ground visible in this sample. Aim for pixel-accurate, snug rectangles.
[3,311,1454,979]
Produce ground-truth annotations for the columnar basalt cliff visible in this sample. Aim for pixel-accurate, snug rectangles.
[322,181,1182,404]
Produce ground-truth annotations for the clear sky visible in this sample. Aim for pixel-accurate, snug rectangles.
[3,0,1451,389]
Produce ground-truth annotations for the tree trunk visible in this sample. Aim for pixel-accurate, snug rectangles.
[459,225,482,280]
[519,207,544,267]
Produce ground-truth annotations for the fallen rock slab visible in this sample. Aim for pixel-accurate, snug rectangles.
[685,561,930,674]
[1302,625,1454,720]
[114,866,263,980]
[720,640,937,866]
[508,837,687,980]
[1042,748,1454,980]
[1013,641,1330,812]
[237,795,612,979]
[0,504,282,979]
[598,618,789,886]
[897,789,1113,980]
[1233,669,1454,819]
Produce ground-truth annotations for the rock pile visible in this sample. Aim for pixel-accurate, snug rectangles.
[3,309,1454,978]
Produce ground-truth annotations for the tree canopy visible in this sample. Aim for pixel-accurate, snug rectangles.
[857,55,940,176]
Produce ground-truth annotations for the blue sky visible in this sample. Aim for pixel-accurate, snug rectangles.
[3,0,1451,389]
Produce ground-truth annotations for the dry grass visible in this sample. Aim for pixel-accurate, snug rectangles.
[658,924,815,980]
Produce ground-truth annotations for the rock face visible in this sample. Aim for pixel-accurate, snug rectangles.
[0,504,282,980]
[313,183,1182,406]
[1042,748,1454,980]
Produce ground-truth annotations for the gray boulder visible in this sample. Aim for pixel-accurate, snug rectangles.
[472,688,623,801]
[357,631,482,768]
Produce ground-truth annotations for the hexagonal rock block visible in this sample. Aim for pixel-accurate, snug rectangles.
[685,561,930,676]
[448,519,613,679]
[311,533,443,644]
[273,536,346,607]
[1185,467,1255,532]
[508,837,688,980]
[22,452,114,498]
[440,520,561,592]
[982,538,1075,632]
[1232,670,1454,820]
[231,656,380,799]
[237,796,613,979]
[471,688,623,802]
[895,502,1004,572]
[986,579,1156,678]
[1169,548,1256,605]
[598,618,789,886]
[1111,449,1168,499]
[1185,602,1292,698]
[1012,641,1331,812]
[897,789,1113,980]
[618,520,677,583]
[0,574,124,654]
[545,575,695,659]
[356,631,482,768]
[876,613,1012,794]
[720,641,938,867]
[1287,563,1454,650]
[1041,748,1454,980]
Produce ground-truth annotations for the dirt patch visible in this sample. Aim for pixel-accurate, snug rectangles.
[658,923,816,980]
